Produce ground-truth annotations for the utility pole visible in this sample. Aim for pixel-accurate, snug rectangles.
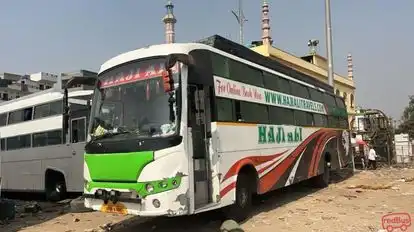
[231,0,247,45]
[324,0,334,87]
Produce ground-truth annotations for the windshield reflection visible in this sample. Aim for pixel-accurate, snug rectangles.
[89,59,180,140]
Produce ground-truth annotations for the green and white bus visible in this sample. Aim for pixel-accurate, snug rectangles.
[77,35,353,221]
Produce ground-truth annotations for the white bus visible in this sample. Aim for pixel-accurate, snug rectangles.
[0,81,94,201]
[82,35,353,221]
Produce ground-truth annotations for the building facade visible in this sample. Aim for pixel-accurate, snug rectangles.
[60,69,97,89]
[30,72,58,90]
[0,72,44,102]
[0,70,96,103]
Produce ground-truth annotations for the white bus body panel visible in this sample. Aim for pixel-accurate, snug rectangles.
[83,43,350,217]
[0,89,92,193]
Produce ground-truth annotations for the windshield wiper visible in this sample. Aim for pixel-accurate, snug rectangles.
[89,131,129,143]
[89,127,135,143]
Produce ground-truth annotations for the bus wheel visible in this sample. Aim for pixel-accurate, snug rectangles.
[311,160,330,188]
[45,170,67,202]
[224,173,252,222]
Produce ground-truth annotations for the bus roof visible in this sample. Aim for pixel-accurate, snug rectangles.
[99,35,333,92]
[0,87,93,114]
[99,43,203,74]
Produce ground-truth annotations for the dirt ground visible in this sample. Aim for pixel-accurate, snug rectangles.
[1,167,413,232]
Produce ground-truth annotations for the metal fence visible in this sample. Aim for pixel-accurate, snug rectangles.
[394,144,414,167]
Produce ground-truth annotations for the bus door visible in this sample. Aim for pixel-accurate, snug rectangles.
[188,84,219,209]
[67,99,90,186]
[68,99,89,146]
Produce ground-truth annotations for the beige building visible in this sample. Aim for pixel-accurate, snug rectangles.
[250,1,356,123]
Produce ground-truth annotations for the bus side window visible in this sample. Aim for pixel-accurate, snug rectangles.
[314,114,328,127]
[0,138,5,151]
[71,117,86,143]
[235,101,242,122]
[215,98,234,122]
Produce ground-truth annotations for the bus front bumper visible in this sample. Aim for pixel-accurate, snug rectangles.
[83,191,189,217]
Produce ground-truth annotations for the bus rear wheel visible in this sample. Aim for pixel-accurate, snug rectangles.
[311,160,330,188]
[224,173,253,222]
[45,171,67,202]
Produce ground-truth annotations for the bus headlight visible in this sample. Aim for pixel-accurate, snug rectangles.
[145,183,154,193]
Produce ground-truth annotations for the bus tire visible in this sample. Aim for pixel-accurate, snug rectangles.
[224,173,253,222]
[45,170,67,202]
[312,159,330,188]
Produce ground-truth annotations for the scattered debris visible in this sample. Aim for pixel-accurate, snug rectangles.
[220,220,244,232]
[84,229,98,232]
[99,222,113,231]
[70,196,94,213]
[342,194,358,200]
[58,199,73,205]
[347,184,392,190]
[400,176,414,182]
[321,216,337,220]
[24,202,42,214]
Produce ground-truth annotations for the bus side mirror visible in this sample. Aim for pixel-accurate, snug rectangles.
[165,53,192,69]
[162,70,173,93]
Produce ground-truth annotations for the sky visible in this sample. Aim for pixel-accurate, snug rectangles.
[0,0,413,120]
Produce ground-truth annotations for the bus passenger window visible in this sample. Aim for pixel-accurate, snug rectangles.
[295,111,315,126]
[71,118,86,143]
[0,138,5,151]
[314,114,328,127]
[235,101,242,122]
[269,107,294,125]
[23,108,33,121]
[306,112,314,126]
[216,98,234,122]
[0,114,7,126]
[240,101,268,123]
[294,111,307,126]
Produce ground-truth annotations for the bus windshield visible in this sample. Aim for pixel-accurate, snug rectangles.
[89,58,180,139]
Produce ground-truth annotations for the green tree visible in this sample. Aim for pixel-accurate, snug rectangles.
[397,95,414,137]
